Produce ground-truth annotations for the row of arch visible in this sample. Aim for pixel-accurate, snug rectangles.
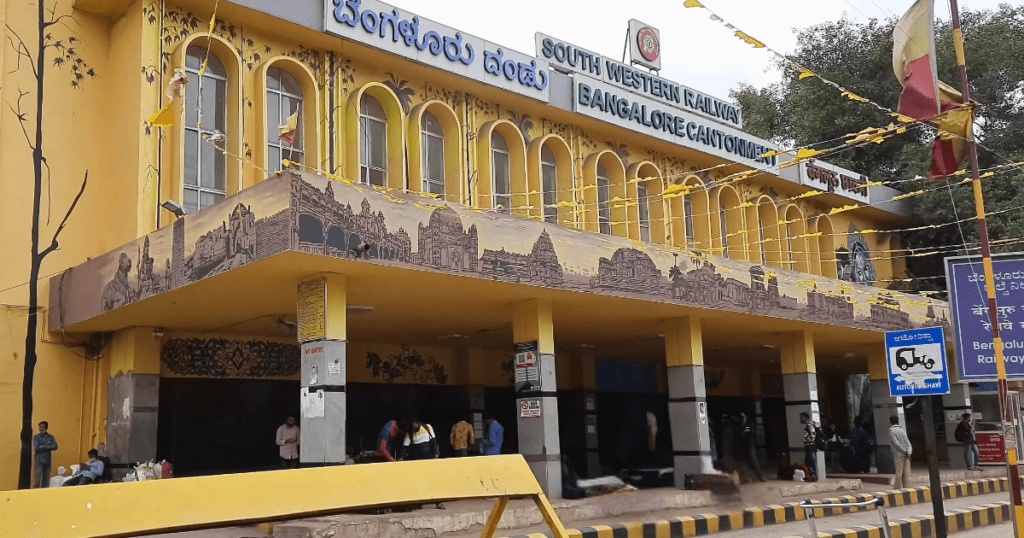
[164,33,863,280]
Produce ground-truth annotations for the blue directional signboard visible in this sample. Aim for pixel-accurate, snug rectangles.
[886,327,950,397]
[946,254,1024,381]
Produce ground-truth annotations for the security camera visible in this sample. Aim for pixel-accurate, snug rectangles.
[353,242,371,258]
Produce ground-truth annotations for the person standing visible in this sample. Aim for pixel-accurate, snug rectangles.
[276,416,300,469]
[739,412,766,481]
[450,417,475,457]
[889,415,913,489]
[376,416,403,462]
[849,416,871,473]
[481,415,504,455]
[401,418,439,460]
[33,421,58,488]
[955,413,981,470]
[800,412,818,480]
[62,449,104,486]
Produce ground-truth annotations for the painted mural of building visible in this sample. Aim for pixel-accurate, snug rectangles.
[0,0,968,500]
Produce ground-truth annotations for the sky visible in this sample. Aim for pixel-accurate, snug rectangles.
[406,0,1013,102]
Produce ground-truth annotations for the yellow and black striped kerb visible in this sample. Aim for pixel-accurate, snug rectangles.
[502,478,1010,538]
[777,501,1011,538]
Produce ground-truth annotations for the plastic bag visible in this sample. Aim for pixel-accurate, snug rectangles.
[136,462,156,481]
[160,460,174,479]
[793,469,806,481]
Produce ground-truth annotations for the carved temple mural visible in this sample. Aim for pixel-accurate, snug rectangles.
[160,338,301,379]
[51,171,950,334]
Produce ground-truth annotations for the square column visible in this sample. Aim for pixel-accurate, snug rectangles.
[563,348,600,478]
[665,317,713,486]
[106,327,161,481]
[942,384,972,469]
[868,348,903,474]
[781,330,825,480]
[513,299,561,498]
[298,274,347,466]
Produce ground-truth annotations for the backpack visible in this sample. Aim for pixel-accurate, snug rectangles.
[954,422,966,443]
[814,427,828,451]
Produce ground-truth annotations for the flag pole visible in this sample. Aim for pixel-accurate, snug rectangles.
[947,1,1024,536]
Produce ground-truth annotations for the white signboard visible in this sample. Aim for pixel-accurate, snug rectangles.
[537,33,742,128]
[572,74,777,168]
[326,0,550,101]
[799,159,870,204]
[628,19,662,71]
[519,399,542,418]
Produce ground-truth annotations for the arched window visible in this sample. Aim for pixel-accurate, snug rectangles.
[758,216,768,265]
[492,132,511,212]
[719,210,729,258]
[266,67,303,171]
[597,163,611,235]
[683,195,695,246]
[541,146,557,223]
[421,111,445,195]
[183,46,227,213]
[360,95,387,186]
[637,184,650,242]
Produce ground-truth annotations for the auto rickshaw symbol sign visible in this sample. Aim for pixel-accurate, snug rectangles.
[885,327,950,396]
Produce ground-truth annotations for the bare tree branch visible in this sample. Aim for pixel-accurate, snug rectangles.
[5,25,38,78]
[37,171,87,260]
[41,156,52,224]
[5,91,35,150]
[42,14,74,29]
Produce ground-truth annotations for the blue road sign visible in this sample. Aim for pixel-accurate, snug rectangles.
[886,326,950,397]
[945,254,1024,381]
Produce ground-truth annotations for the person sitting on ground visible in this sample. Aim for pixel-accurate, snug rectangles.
[375,415,403,462]
[63,449,104,486]
[400,418,438,460]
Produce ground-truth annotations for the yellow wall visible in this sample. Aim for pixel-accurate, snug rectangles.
[0,0,911,490]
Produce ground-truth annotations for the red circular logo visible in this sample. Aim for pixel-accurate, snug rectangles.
[637,27,660,62]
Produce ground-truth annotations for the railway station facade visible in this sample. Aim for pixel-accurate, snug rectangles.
[0,0,968,494]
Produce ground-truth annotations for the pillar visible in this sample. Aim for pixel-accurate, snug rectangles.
[942,384,972,469]
[665,316,713,486]
[562,347,600,478]
[868,346,904,474]
[297,274,347,466]
[106,327,161,480]
[461,346,488,454]
[781,330,826,479]
[513,298,561,497]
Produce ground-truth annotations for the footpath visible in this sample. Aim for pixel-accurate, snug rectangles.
[252,467,1014,538]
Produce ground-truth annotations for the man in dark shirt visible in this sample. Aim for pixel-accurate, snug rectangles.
[32,421,58,488]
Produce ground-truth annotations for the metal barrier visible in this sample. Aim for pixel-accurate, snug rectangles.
[1,455,569,538]
[798,497,891,538]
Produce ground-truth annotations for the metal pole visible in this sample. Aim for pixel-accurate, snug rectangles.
[877,500,893,538]
[947,1,1024,536]
[921,396,947,537]
[804,503,818,538]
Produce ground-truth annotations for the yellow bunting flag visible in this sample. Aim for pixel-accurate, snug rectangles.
[734,31,766,48]
[798,67,816,80]
[795,148,825,160]
[147,104,175,127]
[841,91,869,103]
[683,0,705,7]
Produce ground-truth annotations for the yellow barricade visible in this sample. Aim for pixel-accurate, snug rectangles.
[1,455,568,538]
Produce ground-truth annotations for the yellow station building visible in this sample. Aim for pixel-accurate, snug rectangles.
[0,0,968,494]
